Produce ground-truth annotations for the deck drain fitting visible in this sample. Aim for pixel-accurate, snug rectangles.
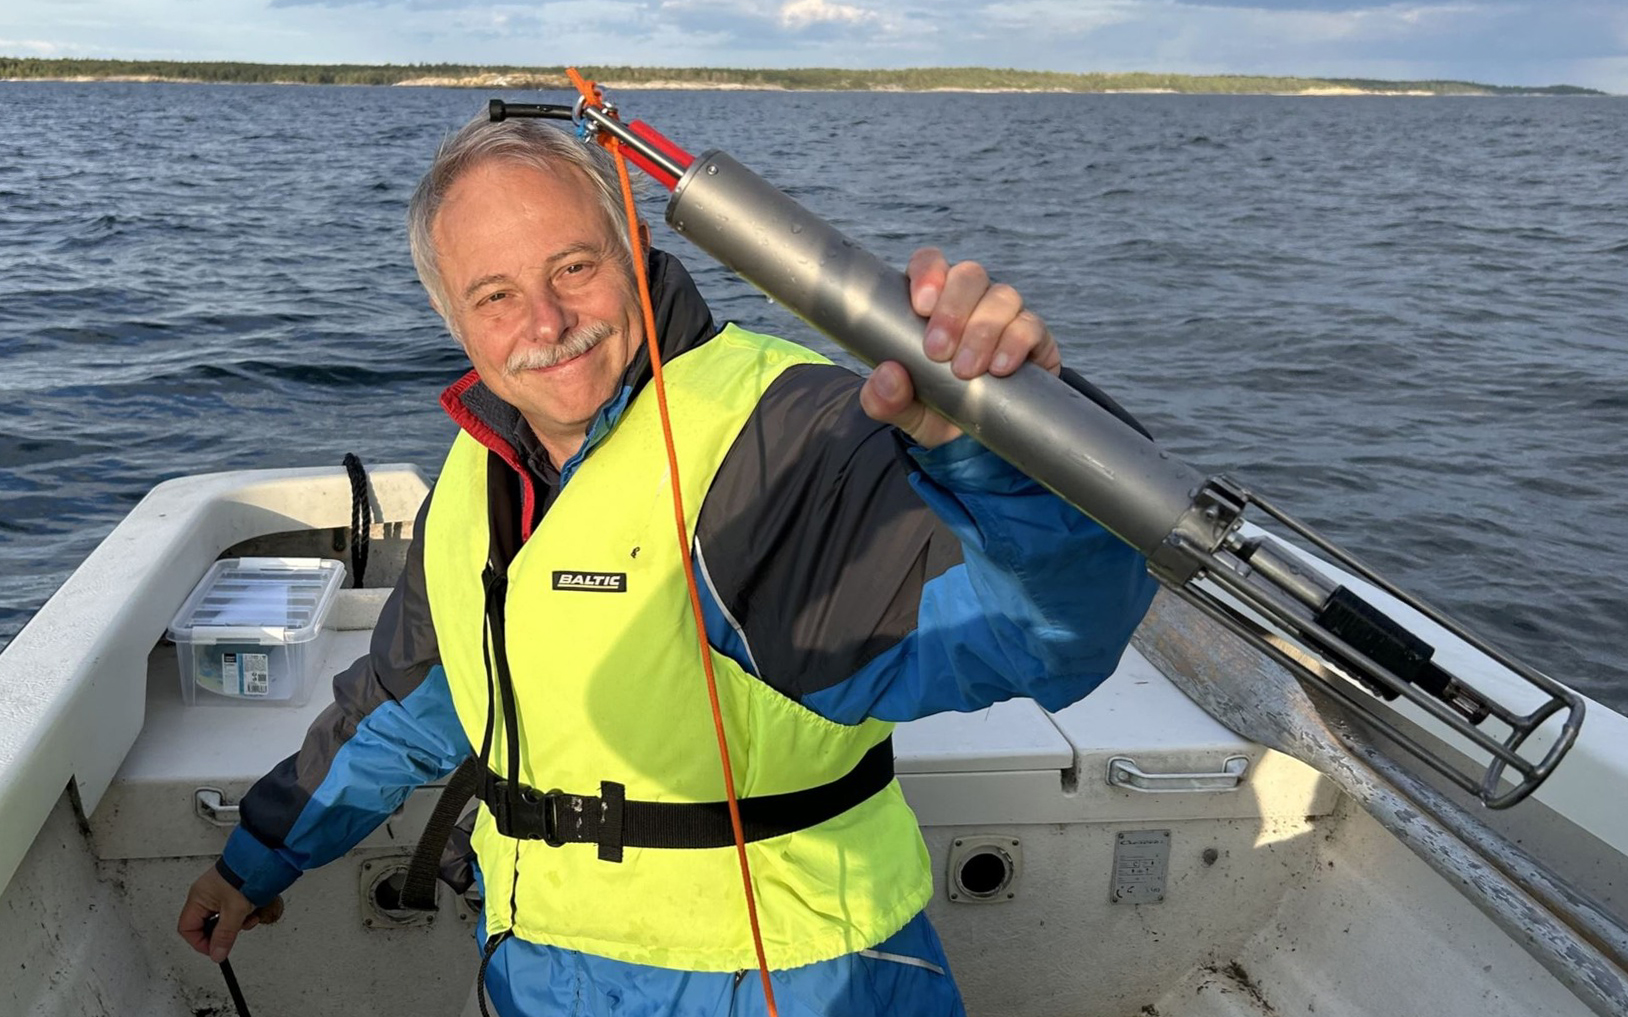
[359,857,436,929]
[946,835,1022,904]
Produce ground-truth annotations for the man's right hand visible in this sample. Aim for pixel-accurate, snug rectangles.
[178,864,284,962]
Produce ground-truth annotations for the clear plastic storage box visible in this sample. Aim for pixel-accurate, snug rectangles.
[167,557,346,707]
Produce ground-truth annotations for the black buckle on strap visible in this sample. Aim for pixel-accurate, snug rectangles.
[526,786,568,848]
[475,737,894,861]
[483,776,626,856]
[484,777,566,846]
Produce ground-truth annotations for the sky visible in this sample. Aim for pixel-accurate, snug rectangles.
[2,0,1626,93]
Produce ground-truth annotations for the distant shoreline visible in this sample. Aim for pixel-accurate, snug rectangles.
[0,60,1606,96]
[0,79,1476,97]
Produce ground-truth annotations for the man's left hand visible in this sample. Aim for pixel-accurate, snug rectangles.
[859,248,1061,448]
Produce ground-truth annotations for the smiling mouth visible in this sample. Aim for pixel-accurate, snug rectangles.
[503,322,615,377]
[526,343,596,374]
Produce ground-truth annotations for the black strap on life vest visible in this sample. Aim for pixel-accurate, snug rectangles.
[395,756,483,912]
[393,557,515,914]
[478,736,895,863]
[394,737,896,908]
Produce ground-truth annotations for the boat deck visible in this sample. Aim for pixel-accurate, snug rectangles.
[1,465,1621,1016]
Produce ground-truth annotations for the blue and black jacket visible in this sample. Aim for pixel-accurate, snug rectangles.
[219,248,1159,931]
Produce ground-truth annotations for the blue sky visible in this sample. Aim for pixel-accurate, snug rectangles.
[3,1,1625,92]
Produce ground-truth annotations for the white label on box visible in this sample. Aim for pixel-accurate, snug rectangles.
[221,652,240,696]
[242,653,270,696]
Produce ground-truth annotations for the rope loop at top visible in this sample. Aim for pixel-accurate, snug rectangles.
[341,452,371,589]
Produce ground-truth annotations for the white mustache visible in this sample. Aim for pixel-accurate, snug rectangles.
[503,321,616,375]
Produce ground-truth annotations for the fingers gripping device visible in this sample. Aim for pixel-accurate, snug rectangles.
[488,90,1584,809]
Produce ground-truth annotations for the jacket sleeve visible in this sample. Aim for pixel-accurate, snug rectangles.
[837,434,1159,719]
[217,495,471,906]
[692,361,1158,725]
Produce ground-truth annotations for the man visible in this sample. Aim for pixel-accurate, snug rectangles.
[178,113,1157,1016]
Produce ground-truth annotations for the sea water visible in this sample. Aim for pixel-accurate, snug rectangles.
[0,83,1623,709]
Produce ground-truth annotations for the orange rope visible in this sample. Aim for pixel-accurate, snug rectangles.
[565,66,598,110]
[567,67,779,1016]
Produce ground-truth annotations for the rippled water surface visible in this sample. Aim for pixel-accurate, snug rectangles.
[1,83,1624,710]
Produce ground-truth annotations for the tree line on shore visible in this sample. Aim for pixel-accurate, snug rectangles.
[0,58,1603,95]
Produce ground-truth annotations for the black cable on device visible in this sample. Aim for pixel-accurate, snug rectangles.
[477,932,509,1017]
[201,915,254,1017]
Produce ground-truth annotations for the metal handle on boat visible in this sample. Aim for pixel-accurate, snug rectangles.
[194,787,241,826]
[1106,755,1250,793]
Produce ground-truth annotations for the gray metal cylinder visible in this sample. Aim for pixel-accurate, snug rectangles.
[666,149,1204,559]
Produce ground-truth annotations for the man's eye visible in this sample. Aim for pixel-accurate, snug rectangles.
[478,291,510,307]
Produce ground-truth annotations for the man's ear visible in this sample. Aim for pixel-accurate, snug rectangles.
[638,219,651,253]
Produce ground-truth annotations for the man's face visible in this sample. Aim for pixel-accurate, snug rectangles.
[432,159,642,452]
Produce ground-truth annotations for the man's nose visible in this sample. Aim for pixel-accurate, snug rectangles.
[526,288,574,343]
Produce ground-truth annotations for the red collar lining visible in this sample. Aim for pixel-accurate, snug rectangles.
[439,370,538,541]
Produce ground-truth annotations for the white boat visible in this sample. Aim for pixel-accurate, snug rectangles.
[1,463,1624,1016]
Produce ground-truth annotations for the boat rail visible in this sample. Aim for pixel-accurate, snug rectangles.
[0,464,430,896]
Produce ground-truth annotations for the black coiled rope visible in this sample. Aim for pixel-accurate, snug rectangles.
[341,453,371,589]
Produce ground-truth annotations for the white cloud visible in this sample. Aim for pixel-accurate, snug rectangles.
[779,0,878,27]
[1238,2,1484,43]
[982,0,1140,34]
[0,37,64,55]
[0,0,1620,90]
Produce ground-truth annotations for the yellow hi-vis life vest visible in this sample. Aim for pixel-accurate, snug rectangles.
[423,325,934,971]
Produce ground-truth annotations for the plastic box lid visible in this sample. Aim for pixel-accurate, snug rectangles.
[167,557,347,645]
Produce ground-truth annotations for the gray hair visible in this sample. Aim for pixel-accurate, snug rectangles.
[406,114,634,322]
